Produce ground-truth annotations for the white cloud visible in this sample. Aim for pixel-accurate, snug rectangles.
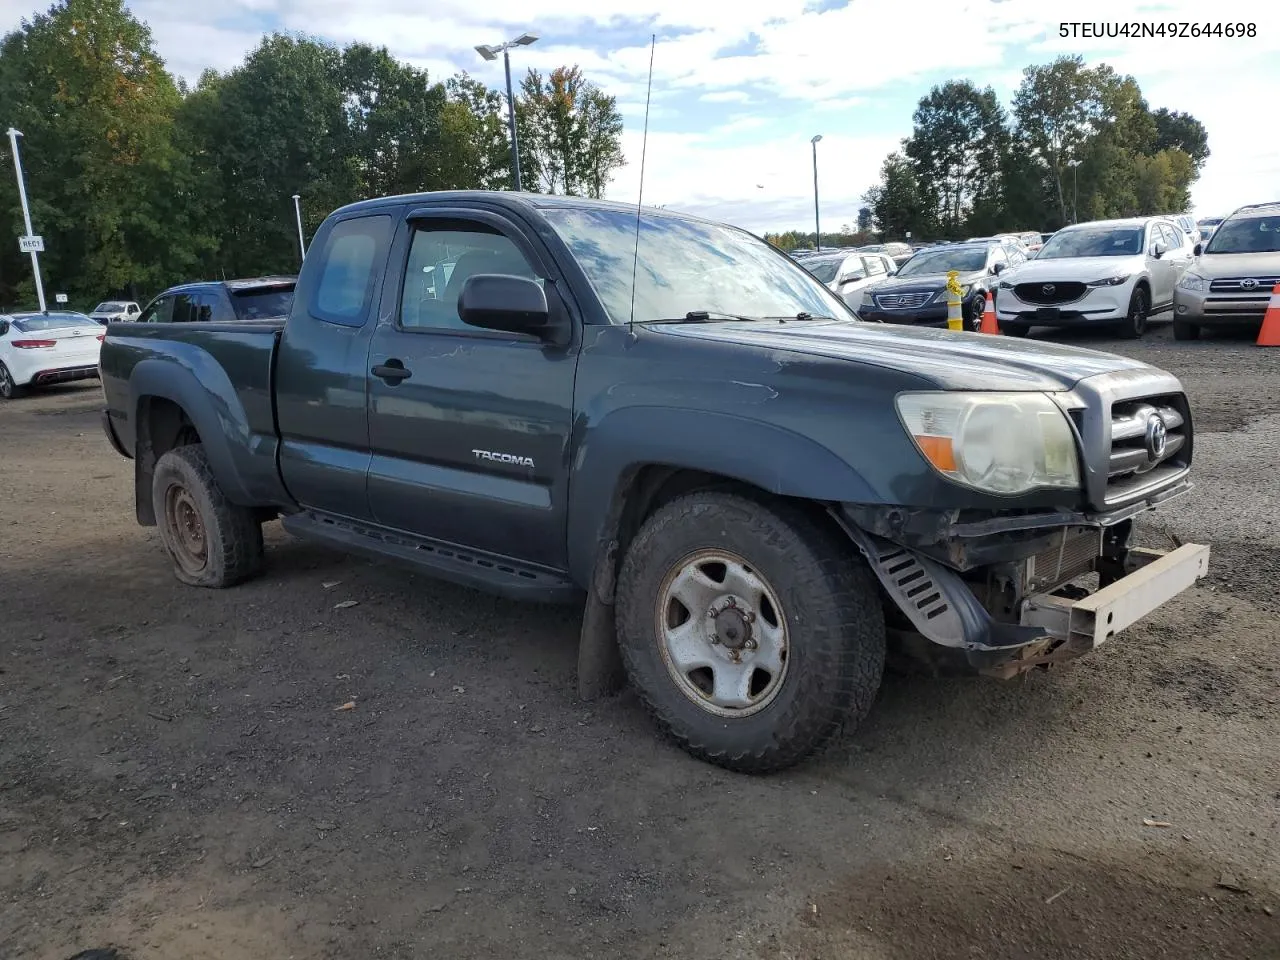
[1,0,1276,226]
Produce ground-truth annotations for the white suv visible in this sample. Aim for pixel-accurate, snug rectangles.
[994,217,1194,339]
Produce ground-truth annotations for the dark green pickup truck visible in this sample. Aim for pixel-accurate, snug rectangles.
[98,191,1210,773]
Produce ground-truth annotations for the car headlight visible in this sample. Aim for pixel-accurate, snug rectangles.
[1177,271,1210,292]
[895,392,1081,495]
[933,285,971,303]
[1086,274,1130,287]
[861,290,876,306]
[998,280,1014,290]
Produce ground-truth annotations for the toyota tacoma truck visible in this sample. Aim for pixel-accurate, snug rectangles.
[98,191,1210,774]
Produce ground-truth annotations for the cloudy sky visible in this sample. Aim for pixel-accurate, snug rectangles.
[3,0,1277,232]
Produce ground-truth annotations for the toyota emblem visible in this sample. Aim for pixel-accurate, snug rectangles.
[1241,278,1259,289]
[1041,283,1055,296]
[1144,414,1168,463]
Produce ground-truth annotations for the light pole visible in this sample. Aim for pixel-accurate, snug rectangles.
[810,134,823,252]
[7,128,47,312]
[475,32,539,192]
[292,194,306,263]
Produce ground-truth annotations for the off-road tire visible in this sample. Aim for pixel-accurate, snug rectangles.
[614,490,886,774]
[1116,285,1149,339]
[152,443,264,588]
[1173,319,1200,341]
[0,361,27,399]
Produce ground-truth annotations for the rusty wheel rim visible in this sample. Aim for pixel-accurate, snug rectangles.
[164,482,208,576]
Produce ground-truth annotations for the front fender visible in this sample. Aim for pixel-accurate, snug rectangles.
[565,406,885,584]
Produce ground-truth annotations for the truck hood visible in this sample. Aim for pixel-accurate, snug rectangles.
[657,319,1151,391]
[1193,251,1280,278]
[1007,255,1144,284]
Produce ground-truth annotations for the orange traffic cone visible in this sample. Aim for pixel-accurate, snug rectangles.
[1257,282,1280,347]
[979,291,1000,335]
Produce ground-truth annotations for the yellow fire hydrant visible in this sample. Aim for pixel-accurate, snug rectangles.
[945,270,964,332]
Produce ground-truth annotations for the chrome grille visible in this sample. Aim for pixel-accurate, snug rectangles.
[1207,276,1280,293]
[1104,394,1191,504]
[874,291,933,310]
[1013,281,1086,305]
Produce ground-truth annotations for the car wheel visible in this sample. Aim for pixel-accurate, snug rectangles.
[152,443,265,588]
[0,361,27,399]
[1173,319,1200,341]
[614,489,886,774]
[1116,286,1149,339]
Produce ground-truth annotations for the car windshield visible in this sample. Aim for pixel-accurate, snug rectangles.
[895,247,988,277]
[93,301,127,312]
[1204,216,1280,254]
[1036,226,1143,258]
[802,257,847,283]
[11,313,94,332]
[541,206,854,322]
[231,288,294,320]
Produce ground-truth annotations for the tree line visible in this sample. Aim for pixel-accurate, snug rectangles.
[0,0,626,308]
[767,55,1208,251]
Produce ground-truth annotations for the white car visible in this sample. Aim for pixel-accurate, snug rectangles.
[994,216,1194,339]
[799,250,898,310]
[89,300,141,323]
[0,311,104,399]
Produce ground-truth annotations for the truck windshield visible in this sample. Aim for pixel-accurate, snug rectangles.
[231,288,294,321]
[541,207,855,324]
[93,302,127,312]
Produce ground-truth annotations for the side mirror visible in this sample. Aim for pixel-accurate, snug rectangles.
[1193,243,1203,257]
[992,262,1005,275]
[0,321,8,335]
[458,274,561,342]
[1151,243,1167,259]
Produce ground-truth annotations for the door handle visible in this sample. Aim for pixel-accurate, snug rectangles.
[372,359,412,384]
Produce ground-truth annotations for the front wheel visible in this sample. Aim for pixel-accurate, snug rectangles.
[614,490,886,774]
[1115,286,1149,339]
[0,361,27,399]
[151,443,265,588]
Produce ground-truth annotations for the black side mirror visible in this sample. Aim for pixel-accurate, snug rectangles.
[458,274,563,343]
[1151,243,1167,259]
[992,262,1005,275]
[1193,243,1203,256]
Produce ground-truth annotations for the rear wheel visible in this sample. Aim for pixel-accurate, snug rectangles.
[152,443,264,588]
[1173,319,1200,341]
[0,361,27,399]
[615,490,886,774]
[1115,285,1149,339]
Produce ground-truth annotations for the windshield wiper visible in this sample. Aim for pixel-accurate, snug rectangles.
[646,311,765,324]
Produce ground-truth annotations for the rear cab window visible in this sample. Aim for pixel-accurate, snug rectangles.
[308,215,394,327]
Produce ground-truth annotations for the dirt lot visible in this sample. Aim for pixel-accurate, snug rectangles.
[2,324,1278,960]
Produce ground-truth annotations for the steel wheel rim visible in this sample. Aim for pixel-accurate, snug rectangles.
[654,548,790,719]
[164,482,208,575]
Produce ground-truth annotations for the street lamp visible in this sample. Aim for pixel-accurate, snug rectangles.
[475,32,539,192]
[810,134,823,252]
[292,194,306,263]
[6,128,47,312]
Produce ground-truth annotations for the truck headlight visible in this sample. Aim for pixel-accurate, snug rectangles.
[1177,271,1210,292]
[895,392,1081,495]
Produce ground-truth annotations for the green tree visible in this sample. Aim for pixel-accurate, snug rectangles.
[0,0,198,305]
[903,80,1008,234]
[856,206,873,232]
[865,152,933,240]
[1152,108,1209,170]
[518,66,625,197]
[440,72,525,191]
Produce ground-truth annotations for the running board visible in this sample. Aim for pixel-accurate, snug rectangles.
[281,510,583,604]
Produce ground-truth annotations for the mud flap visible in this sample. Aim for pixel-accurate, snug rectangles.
[577,539,626,700]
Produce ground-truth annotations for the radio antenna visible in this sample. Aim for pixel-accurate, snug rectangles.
[627,33,656,335]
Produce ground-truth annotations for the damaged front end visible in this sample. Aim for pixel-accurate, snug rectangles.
[833,502,1211,679]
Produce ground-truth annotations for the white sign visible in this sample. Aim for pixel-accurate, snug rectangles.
[905,231,912,239]
[18,234,43,253]
[55,293,68,303]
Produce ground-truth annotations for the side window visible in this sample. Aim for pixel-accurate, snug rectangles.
[990,246,1009,270]
[171,293,199,323]
[1010,248,1027,266]
[138,296,173,324]
[399,223,541,333]
[310,214,394,327]
[862,255,885,277]
[194,294,216,323]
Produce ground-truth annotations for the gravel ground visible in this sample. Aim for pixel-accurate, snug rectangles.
[1,321,1277,960]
